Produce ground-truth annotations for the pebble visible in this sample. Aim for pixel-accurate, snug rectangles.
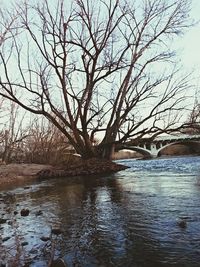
[2,236,10,242]
[52,228,62,235]
[20,208,30,216]
[30,248,38,254]
[21,241,28,246]
[24,186,31,189]
[0,218,7,224]
[35,210,43,216]
[177,220,187,228]
[40,236,50,242]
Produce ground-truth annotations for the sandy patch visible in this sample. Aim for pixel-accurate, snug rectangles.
[0,163,52,188]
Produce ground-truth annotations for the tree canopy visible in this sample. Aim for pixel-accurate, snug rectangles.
[0,0,194,159]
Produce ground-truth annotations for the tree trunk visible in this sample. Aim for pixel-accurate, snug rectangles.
[75,143,115,160]
[94,143,115,160]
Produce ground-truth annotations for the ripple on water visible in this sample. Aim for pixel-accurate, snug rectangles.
[0,156,200,266]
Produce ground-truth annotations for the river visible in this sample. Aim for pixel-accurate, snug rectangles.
[0,156,200,267]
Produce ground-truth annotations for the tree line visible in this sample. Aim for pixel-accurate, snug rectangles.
[0,101,75,164]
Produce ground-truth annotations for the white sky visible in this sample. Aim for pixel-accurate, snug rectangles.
[1,0,200,80]
[175,0,200,76]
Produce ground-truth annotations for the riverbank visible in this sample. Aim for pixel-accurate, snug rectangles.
[0,163,53,188]
[0,159,128,188]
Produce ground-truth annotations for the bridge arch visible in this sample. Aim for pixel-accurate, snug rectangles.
[157,141,200,157]
[116,145,152,158]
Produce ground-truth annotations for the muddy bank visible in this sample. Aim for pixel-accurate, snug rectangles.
[0,160,128,188]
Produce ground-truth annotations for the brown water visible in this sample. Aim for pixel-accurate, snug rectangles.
[0,156,200,266]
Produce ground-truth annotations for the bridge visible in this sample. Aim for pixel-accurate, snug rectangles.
[116,134,200,158]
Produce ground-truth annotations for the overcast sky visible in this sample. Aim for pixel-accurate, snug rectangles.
[176,0,200,73]
[1,0,200,94]
[1,0,200,74]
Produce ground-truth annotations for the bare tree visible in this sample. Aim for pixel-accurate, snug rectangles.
[0,0,194,159]
[23,117,72,164]
[183,96,200,134]
[0,101,28,163]
[0,5,19,46]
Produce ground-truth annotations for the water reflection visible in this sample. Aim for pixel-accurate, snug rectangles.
[0,157,200,266]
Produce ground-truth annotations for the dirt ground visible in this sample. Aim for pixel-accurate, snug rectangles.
[0,163,52,188]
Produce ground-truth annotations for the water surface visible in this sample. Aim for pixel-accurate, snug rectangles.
[0,156,200,266]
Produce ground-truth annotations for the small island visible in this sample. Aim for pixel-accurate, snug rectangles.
[0,158,128,188]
